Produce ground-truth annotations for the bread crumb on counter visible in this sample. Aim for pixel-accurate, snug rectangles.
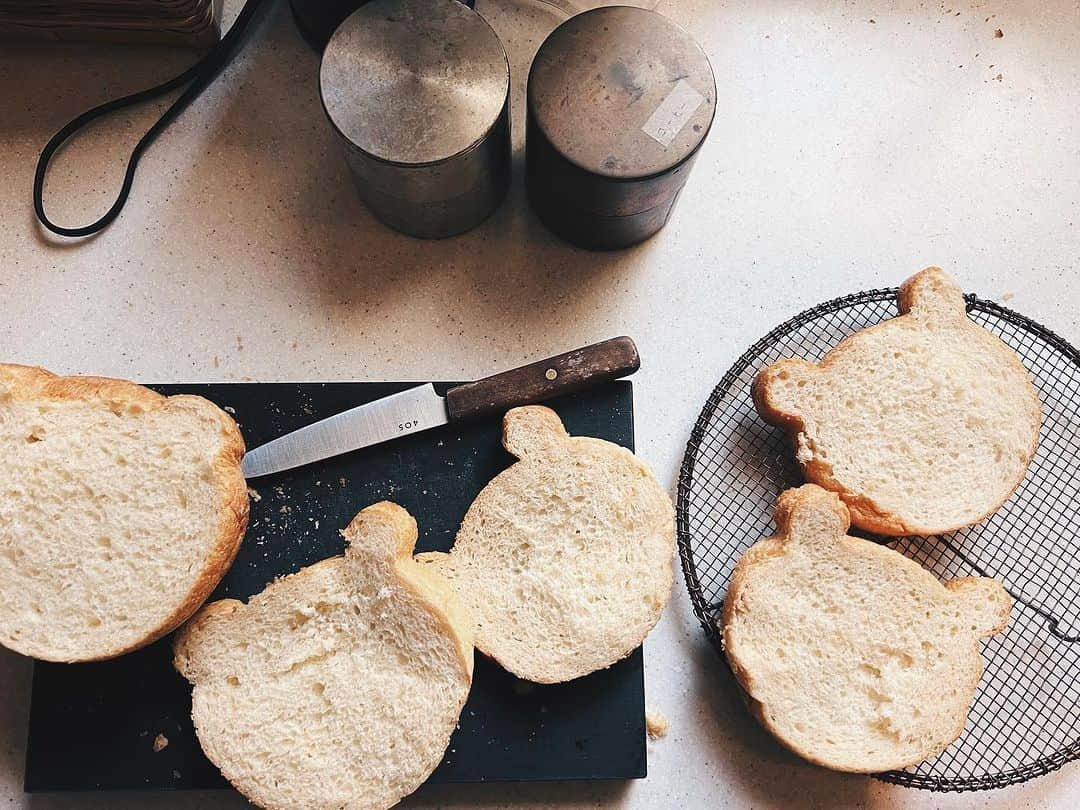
[646,710,669,740]
[152,733,169,753]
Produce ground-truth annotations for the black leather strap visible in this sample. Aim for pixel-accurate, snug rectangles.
[33,0,268,238]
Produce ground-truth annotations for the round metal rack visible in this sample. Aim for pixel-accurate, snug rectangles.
[678,288,1080,791]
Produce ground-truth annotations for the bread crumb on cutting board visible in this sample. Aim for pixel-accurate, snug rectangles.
[646,710,669,740]
[152,733,169,753]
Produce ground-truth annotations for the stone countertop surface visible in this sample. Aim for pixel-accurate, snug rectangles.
[1,0,1078,807]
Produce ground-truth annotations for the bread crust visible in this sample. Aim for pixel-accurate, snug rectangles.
[752,268,1042,536]
[0,363,249,662]
[722,485,1011,773]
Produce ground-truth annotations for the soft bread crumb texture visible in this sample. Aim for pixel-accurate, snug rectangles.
[417,406,675,683]
[0,364,248,662]
[723,485,1011,773]
[174,502,473,810]
[646,710,669,740]
[752,267,1041,535]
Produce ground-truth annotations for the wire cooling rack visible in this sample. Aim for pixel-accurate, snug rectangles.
[677,288,1080,792]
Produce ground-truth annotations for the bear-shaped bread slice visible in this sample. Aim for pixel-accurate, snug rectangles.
[174,502,473,810]
[416,406,674,683]
[753,267,1041,536]
[0,363,248,662]
[723,484,1011,773]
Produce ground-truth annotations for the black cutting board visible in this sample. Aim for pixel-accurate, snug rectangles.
[24,381,645,792]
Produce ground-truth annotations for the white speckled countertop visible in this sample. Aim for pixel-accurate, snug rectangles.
[1,0,1078,807]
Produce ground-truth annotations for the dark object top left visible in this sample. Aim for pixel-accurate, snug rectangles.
[291,0,475,51]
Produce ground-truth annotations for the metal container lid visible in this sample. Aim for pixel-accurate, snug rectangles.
[320,0,509,167]
[528,6,715,180]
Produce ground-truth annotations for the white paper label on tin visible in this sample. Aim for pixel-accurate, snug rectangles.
[641,79,706,148]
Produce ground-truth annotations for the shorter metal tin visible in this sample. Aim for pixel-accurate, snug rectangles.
[526,6,716,250]
[320,0,510,239]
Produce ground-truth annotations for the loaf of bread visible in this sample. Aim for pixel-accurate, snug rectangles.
[417,405,674,683]
[753,267,1041,535]
[723,484,1011,772]
[175,502,473,810]
[0,364,248,662]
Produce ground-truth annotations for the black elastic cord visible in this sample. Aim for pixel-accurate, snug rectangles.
[33,0,267,238]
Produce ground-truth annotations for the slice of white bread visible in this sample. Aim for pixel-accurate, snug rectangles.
[753,267,1041,535]
[417,406,674,683]
[174,502,473,810]
[723,484,1011,773]
[0,363,248,662]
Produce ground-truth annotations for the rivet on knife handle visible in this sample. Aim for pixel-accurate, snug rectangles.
[444,336,640,422]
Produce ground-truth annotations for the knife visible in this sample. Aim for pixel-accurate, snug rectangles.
[241,336,640,478]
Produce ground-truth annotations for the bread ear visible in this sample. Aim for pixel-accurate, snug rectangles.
[773,484,850,547]
[397,550,475,678]
[501,406,569,458]
[342,501,419,563]
[898,267,967,321]
[752,359,819,425]
[173,598,243,682]
[946,577,1012,637]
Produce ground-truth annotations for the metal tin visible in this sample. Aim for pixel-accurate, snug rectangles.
[320,0,510,239]
[526,6,716,250]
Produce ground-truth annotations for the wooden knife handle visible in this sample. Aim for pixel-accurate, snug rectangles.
[444,337,640,422]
